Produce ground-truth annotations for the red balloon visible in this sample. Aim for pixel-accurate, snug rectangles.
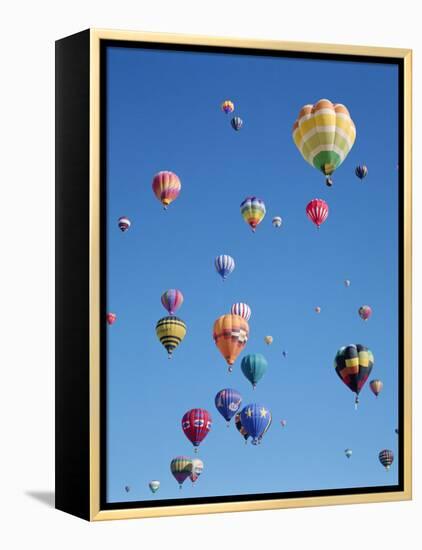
[306,199,329,228]
[181,408,212,450]
[107,312,117,325]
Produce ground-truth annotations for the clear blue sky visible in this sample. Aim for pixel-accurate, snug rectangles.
[105,45,399,503]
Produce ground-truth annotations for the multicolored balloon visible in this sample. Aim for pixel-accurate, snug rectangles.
[213,314,249,371]
[170,456,193,488]
[240,196,266,232]
[161,289,184,315]
[230,302,251,321]
[370,379,383,397]
[235,412,249,443]
[215,254,235,281]
[152,171,181,209]
[272,216,282,228]
[215,388,242,424]
[231,116,243,131]
[379,449,394,470]
[315,306,321,314]
[355,165,368,180]
[241,353,268,389]
[264,335,273,345]
[149,480,160,494]
[190,458,204,483]
[359,305,372,321]
[221,100,234,114]
[118,216,131,232]
[334,344,374,408]
[107,312,117,325]
[345,448,353,459]
[240,403,272,445]
[292,99,356,185]
[306,199,329,228]
[156,316,187,358]
[181,408,212,451]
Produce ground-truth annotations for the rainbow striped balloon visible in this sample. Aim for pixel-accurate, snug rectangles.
[240,196,266,232]
[292,99,356,181]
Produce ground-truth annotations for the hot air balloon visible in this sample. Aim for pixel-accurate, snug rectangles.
[156,316,187,358]
[345,448,353,459]
[306,199,329,228]
[231,116,243,131]
[370,379,383,397]
[264,335,273,345]
[149,480,160,494]
[334,344,374,408]
[213,314,249,372]
[124,485,130,493]
[152,171,181,209]
[107,312,116,325]
[170,456,193,488]
[355,165,368,180]
[272,216,282,228]
[395,428,399,435]
[240,403,272,445]
[190,458,204,483]
[241,353,268,389]
[215,254,235,281]
[161,289,184,315]
[280,419,287,428]
[230,302,251,321]
[379,449,394,470]
[221,100,234,114]
[282,350,288,359]
[315,306,321,314]
[257,411,272,444]
[240,196,266,232]
[215,388,242,425]
[344,279,351,287]
[235,413,249,443]
[182,408,212,452]
[292,99,356,185]
[359,305,372,321]
[118,216,131,232]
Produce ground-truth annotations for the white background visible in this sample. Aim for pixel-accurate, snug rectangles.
[0,1,419,548]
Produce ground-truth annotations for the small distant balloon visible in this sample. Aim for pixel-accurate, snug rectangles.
[161,289,184,315]
[264,335,273,345]
[280,419,287,428]
[118,216,131,232]
[231,116,243,131]
[355,165,368,180]
[282,350,288,359]
[345,448,353,459]
[359,305,372,321]
[221,100,234,114]
[344,279,351,287]
[124,485,130,493]
[370,379,383,397]
[190,458,204,483]
[231,302,251,321]
[379,449,394,470]
[314,306,321,314]
[272,216,282,228]
[107,312,116,325]
[215,254,235,281]
[149,480,160,494]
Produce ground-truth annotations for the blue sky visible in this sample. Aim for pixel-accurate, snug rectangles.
[105,45,399,503]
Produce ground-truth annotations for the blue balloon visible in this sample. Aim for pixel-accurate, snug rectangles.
[241,353,268,388]
[240,403,272,445]
[215,388,242,423]
[215,254,235,280]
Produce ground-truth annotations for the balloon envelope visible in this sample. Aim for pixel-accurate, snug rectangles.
[118,216,131,232]
[241,353,268,388]
[161,289,184,315]
[306,198,329,228]
[235,412,249,442]
[230,302,251,321]
[359,305,372,321]
[355,164,368,179]
[240,196,266,232]
[334,344,374,406]
[149,480,160,493]
[231,116,243,130]
[213,314,249,370]
[190,458,204,482]
[221,100,234,114]
[170,457,192,487]
[181,408,212,449]
[215,254,235,280]
[215,388,242,422]
[152,171,181,209]
[240,403,272,445]
[272,216,282,228]
[156,316,187,358]
[370,379,383,397]
[379,449,394,470]
[106,312,116,325]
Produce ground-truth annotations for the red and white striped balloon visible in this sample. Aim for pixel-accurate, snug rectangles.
[231,302,251,321]
[306,199,329,228]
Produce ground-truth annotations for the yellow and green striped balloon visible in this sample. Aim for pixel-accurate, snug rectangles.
[156,316,187,358]
[292,99,356,184]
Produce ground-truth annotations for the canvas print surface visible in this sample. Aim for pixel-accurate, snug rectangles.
[104,44,400,505]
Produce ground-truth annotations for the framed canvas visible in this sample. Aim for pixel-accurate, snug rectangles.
[55,29,412,521]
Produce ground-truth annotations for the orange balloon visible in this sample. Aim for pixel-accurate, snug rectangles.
[213,314,249,372]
